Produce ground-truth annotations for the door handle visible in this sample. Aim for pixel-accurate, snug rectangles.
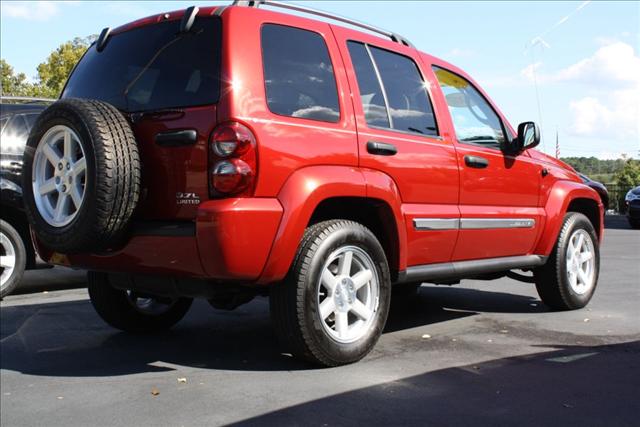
[367,141,397,156]
[464,155,489,168]
[155,129,197,147]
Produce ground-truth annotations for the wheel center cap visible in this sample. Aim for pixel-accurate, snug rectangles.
[334,277,356,312]
[54,158,74,193]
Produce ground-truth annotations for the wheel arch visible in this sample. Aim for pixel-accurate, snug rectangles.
[535,180,604,256]
[257,166,406,284]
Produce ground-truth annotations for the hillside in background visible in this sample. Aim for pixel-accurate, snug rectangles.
[561,157,628,184]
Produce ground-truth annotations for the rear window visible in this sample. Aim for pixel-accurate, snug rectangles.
[261,24,340,123]
[63,17,221,113]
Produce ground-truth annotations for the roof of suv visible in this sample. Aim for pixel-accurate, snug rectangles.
[99,2,516,138]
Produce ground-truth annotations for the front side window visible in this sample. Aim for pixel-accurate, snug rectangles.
[347,41,438,136]
[433,67,505,147]
[262,24,340,123]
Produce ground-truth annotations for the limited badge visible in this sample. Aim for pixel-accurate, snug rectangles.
[176,192,201,205]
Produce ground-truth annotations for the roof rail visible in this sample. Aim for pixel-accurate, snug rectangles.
[230,0,414,48]
[0,96,55,104]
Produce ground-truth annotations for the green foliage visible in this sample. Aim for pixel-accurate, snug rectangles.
[562,157,627,180]
[614,159,640,189]
[36,37,94,98]
[612,159,640,213]
[1,59,41,97]
[1,36,94,99]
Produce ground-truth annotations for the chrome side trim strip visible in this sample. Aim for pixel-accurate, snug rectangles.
[460,218,536,229]
[413,217,536,231]
[413,218,460,230]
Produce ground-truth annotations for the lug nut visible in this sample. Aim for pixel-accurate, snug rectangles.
[62,185,67,192]
[66,163,71,170]
[58,163,63,170]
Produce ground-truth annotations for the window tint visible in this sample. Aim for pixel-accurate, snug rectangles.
[22,113,39,130]
[0,116,8,134]
[347,42,389,128]
[262,24,340,123]
[7,114,29,138]
[433,67,505,146]
[0,114,32,156]
[347,42,438,136]
[63,17,221,112]
[369,47,438,136]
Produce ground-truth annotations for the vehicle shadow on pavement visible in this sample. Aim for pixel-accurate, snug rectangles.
[1,286,543,376]
[230,340,640,426]
[385,285,544,334]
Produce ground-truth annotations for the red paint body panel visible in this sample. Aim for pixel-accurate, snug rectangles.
[36,236,206,277]
[196,198,282,280]
[258,166,367,284]
[219,7,359,198]
[134,106,216,220]
[402,204,459,265]
[40,4,603,286]
[535,181,604,256]
[453,205,546,260]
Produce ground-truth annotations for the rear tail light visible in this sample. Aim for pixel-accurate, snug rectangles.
[209,122,257,197]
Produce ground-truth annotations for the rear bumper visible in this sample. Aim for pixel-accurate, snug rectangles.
[36,198,283,282]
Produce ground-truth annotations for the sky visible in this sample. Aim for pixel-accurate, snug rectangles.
[1,0,639,159]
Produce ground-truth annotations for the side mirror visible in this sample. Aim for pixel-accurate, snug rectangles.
[506,122,540,155]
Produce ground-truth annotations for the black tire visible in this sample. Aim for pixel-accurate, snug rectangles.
[628,218,640,229]
[534,212,600,310]
[22,98,141,254]
[87,271,192,333]
[0,220,27,298]
[270,220,391,367]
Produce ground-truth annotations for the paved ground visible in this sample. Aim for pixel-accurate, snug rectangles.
[1,216,639,426]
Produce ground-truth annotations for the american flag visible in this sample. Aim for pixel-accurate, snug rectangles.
[555,130,560,159]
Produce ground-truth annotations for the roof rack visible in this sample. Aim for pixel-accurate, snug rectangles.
[231,0,414,48]
[0,96,55,104]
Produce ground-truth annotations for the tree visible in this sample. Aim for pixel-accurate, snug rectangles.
[36,36,94,98]
[1,59,32,96]
[1,36,94,99]
[614,159,640,212]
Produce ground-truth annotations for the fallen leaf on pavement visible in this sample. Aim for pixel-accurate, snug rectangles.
[151,388,160,396]
[177,378,187,384]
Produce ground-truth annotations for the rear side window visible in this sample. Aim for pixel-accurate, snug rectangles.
[347,43,389,128]
[433,66,505,146]
[347,41,438,136]
[261,24,340,123]
[63,17,221,112]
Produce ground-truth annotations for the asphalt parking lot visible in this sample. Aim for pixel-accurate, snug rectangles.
[1,216,639,426]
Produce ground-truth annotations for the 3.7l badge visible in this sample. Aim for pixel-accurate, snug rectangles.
[176,192,201,205]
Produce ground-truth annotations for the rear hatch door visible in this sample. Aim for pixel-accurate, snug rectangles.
[62,14,222,220]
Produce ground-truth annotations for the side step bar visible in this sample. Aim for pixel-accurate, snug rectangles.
[396,255,546,284]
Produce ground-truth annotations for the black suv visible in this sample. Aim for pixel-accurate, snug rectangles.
[1,97,53,297]
[626,186,640,229]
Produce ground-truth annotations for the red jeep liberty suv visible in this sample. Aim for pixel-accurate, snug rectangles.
[22,1,603,366]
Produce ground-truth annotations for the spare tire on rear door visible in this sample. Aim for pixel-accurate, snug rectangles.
[22,98,141,254]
